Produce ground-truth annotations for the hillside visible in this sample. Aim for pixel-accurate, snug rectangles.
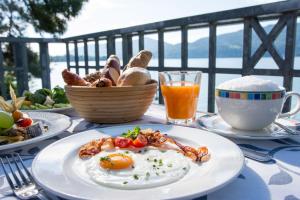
[52,23,300,61]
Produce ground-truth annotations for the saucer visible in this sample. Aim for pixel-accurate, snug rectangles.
[196,114,298,140]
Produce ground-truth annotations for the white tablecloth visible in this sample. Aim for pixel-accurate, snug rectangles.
[1,104,300,200]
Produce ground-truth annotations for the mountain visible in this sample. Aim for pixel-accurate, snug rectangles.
[51,23,300,62]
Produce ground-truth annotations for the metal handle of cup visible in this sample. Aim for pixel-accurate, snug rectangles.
[278,91,300,118]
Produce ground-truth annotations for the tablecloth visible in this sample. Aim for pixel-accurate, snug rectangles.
[1,104,300,200]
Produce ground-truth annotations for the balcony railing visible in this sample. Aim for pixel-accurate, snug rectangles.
[0,0,300,112]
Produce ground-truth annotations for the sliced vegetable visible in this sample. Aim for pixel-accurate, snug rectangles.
[16,118,33,128]
[132,134,148,148]
[0,111,14,129]
[114,137,133,148]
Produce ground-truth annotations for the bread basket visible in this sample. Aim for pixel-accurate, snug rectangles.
[65,81,157,123]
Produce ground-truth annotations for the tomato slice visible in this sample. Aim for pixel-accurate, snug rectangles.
[16,118,33,128]
[114,137,133,148]
[132,134,148,148]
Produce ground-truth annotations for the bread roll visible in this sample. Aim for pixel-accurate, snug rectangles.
[125,50,152,69]
[117,67,151,86]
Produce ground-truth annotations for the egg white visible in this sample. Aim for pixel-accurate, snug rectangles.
[85,148,190,189]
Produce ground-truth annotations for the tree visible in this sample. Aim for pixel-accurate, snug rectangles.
[0,0,87,96]
[0,0,87,37]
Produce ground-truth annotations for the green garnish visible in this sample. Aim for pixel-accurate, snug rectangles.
[159,159,163,166]
[167,163,173,168]
[123,181,128,184]
[162,170,166,174]
[146,172,150,177]
[154,159,157,162]
[183,167,187,171]
[133,174,139,180]
[156,172,160,176]
[100,156,110,161]
[121,126,141,139]
[125,151,129,154]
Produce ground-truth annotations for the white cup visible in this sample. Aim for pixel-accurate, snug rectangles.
[215,88,300,130]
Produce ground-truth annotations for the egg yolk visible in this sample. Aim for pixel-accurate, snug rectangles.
[99,153,133,170]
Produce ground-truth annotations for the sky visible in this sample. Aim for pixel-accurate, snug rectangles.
[25,0,283,55]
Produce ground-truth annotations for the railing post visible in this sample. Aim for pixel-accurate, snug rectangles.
[138,31,144,51]
[107,36,116,57]
[181,25,188,70]
[66,42,71,70]
[95,38,100,70]
[39,42,51,89]
[14,42,29,96]
[242,18,253,76]
[158,29,165,104]
[84,39,89,74]
[122,34,133,66]
[0,42,6,98]
[208,22,216,113]
[282,12,297,112]
[74,40,79,74]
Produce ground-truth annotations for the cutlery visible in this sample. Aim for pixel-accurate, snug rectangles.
[274,121,299,135]
[239,146,273,162]
[0,153,52,200]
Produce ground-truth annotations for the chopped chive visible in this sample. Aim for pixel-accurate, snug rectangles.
[125,151,129,154]
[182,167,187,170]
[123,181,128,184]
[133,174,139,180]
[100,156,110,161]
[156,172,160,176]
[154,159,157,162]
[162,170,166,174]
[159,159,163,166]
[167,163,173,168]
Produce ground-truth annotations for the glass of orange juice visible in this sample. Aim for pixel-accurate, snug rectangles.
[159,71,202,125]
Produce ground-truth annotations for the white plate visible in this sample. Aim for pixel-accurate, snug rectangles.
[32,124,244,200]
[21,106,73,114]
[196,114,294,140]
[0,112,71,151]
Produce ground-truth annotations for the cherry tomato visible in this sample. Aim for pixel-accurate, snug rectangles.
[16,118,33,128]
[132,134,148,148]
[114,137,133,148]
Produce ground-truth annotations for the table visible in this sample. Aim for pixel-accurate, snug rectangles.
[1,104,300,200]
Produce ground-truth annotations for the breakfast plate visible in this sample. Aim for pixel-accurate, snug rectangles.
[196,114,297,140]
[21,106,74,114]
[0,112,71,151]
[32,124,244,200]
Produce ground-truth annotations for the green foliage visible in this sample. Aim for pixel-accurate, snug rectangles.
[52,86,69,104]
[121,127,141,139]
[0,0,88,37]
[0,0,87,97]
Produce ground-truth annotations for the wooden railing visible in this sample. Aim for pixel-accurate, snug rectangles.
[0,0,300,112]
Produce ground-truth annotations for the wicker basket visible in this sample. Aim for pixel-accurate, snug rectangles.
[65,81,157,123]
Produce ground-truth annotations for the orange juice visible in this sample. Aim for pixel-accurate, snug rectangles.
[161,81,200,119]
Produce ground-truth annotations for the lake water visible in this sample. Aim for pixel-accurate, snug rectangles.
[29,57,300,119]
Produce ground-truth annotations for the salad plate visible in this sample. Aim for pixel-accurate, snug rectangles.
[0,112,71,151]
[32,124,244,200]
[196,114,298,140]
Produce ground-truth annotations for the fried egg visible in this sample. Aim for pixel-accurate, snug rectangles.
[85,148,190,189]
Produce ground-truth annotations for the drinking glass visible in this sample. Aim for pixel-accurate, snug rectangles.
[159,71,202,125]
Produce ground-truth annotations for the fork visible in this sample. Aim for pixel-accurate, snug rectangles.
[0,153,51,200]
